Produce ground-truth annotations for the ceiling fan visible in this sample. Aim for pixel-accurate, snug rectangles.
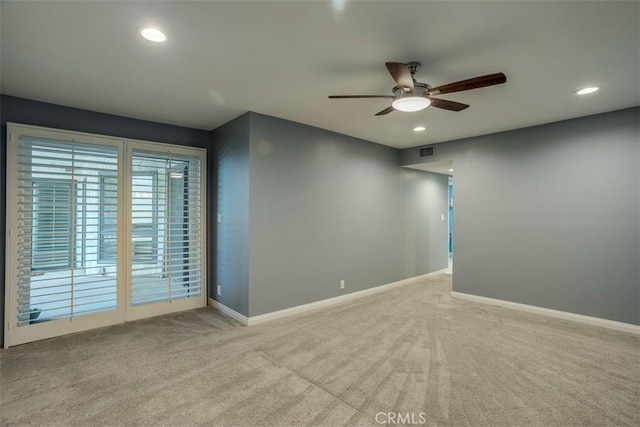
[328,62,506,116]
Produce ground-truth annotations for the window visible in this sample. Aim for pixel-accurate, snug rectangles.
[98,173,117,262]
[131,172,159,263]
[31,180,74,270]
[99,172,159,263]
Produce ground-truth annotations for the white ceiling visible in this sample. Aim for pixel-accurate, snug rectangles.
[1,1,638,149]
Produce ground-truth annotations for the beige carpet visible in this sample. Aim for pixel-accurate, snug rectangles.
[1,273,639,426]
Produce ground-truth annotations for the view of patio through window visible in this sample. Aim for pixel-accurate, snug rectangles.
[17,138,120,325]
[130,151,203,307]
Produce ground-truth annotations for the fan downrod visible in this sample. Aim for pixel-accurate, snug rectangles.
[406,62,421,76]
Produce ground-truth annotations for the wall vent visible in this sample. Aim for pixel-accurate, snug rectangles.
[419,146,435,157]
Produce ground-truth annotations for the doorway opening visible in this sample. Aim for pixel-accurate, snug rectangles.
[400,159,454,273]
[448,176,454,270]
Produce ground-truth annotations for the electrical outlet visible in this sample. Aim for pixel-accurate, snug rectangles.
[340,280,345,290]
[217,285,221,296]
[217,213,222,224]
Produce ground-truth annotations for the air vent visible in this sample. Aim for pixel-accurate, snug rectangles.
[419,146,435,157]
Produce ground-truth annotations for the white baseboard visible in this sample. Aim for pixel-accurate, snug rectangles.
[209,269,448,327]
[208,298,249,325]
[451,291,640,336]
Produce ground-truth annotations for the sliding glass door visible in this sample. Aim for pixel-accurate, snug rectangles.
[5,124,206,347]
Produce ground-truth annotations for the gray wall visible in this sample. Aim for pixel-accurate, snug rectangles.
[212,114,251,316]
[247,113,448,317]
[401,107,640,325]
[0,95,211,346]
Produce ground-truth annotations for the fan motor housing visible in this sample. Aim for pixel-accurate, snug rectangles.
[392,83,431,101]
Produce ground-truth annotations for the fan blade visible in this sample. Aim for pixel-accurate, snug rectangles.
[385,62,414,92]
[429,98,469,111]
[430,73,506,95]
[329,95,393,99]
[375,106,395,116]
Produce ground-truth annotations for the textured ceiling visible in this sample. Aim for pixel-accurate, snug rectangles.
[1,1,638,148]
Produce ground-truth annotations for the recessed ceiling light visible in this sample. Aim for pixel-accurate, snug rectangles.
[413,126,426,132]
[448,169,454,172]
[139,27,167,43]
[575,86,601,95]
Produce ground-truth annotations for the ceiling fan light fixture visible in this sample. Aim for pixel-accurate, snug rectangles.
[328,62,505,116]
[392,96,431,112]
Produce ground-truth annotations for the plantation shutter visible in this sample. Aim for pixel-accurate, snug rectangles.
[130,150,202,306]
[16,137,119,325]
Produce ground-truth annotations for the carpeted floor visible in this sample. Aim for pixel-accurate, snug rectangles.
[1,273,639,426]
